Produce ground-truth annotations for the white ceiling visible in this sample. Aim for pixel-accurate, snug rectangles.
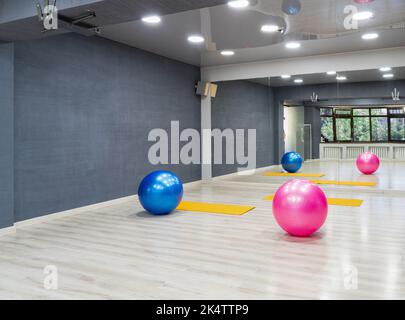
[100,0,405,67]
[247,66,405,87]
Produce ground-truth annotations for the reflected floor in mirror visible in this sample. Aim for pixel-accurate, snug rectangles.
[228,160,405,192]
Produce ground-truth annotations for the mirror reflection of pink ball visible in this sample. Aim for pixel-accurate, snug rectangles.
[272,180,328,237]
[356,152,380,175]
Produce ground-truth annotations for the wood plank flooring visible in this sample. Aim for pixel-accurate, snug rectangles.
[1,160,405,299]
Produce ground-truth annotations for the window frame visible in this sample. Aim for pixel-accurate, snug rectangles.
[320,106,405,143]
[334,108,352,142]
[388,108,405,142]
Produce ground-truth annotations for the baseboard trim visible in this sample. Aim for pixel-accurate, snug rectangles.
[211,164,280,181]
[14,195,138,229]
[0,226,17,236]
[5,178,202,233]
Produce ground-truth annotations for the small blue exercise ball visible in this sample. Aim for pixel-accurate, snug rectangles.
[282,0,302,15]
[138,170,183,215]
[281,152,303,173]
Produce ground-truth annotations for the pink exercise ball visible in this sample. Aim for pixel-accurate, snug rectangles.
[356,152,380,175]
[272,179,328,237]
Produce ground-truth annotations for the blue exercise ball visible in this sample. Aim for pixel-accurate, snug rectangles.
[138,170,183,215]
[281,152,303,173]
[282,0,302,15]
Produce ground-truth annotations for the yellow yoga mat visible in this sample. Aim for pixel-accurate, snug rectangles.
[264,172,325,178]
[264,195,363,207]
[177,201,255,216]
[309,180,377,187]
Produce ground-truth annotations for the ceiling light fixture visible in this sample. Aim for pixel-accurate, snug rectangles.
[261,25,280,33]
[383,73,394,79]
[379,67,392,72]
[327,71,337,75]
[353,11,373,20]
[141,15,161,24]
[336,76,347,81]
[362,33,379,40]
[281,75,291,79]
[221,50,235,56]
[294,78,303,83]
[285,41,301,49]
[227,0,250,9]
[187,35,205,44]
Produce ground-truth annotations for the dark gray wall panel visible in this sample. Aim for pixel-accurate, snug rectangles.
[0,42,14,228]
[212,80,275,177]
[14,33,201,222]
[304,106,321,159]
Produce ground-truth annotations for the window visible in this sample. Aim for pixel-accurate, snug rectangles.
[354,117,370,141]
[320,108,333,116]
[371,117,388,141]
[334,108,352,142]
[336,118,352,141]
[335,109,352,116]
[320,108,334,142]
[371,108,387,116]
[321,117,334,142]
[320,106,405,143]
[353,108,370,142]
[354,109,369,116]
[390,118,405,141]
[389,108,404,116]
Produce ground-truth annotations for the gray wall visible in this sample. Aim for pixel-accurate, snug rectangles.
[212,80,276,177]
[14,33,201,222]
[274,80,405,159]
[0,42,14,228]
[304,106,321,159]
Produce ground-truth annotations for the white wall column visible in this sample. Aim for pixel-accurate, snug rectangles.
[201,95,212,180]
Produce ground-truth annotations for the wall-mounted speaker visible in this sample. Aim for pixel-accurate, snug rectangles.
[196,82,218,98]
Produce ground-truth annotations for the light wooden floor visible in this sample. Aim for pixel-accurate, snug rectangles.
[1,160,405,299]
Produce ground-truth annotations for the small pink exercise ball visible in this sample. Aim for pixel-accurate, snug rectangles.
[356,152,380,175]
[272,179,328,237]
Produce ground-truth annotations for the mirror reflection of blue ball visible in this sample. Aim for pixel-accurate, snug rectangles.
[138,170,183,215]
[281,152,303,173]
[282,0,302,15]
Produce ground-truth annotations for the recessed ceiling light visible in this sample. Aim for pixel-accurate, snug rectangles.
[379,67,392,72]
[353,11,373,20]
[187,35,205,44]
[336,76,347,81]
[285,42,301,49]
[141,15,161,24]
[362,33,379,40]
[327,71,337,75]
[294,78,303,83]
[261,25,280,33]
[281,74,291,79]
[227,0,250,9]
[383,73,394,78]
[221,50,235,56]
